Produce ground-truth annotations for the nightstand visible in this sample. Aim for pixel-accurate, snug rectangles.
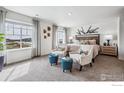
[100,46,118,56]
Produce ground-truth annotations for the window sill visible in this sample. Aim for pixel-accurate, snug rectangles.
[6,47,32,52]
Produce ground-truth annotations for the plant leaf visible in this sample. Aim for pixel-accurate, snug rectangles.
[0,33,5,37]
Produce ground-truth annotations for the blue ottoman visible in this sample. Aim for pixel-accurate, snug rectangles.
[48,53,59,66]
[61,57,73,72]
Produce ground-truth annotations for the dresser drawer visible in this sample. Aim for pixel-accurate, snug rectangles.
[102,51,116,54]
[102,48,116,51]
[102,52,117,55]
[100,46,117,56]
[102,46,116,49]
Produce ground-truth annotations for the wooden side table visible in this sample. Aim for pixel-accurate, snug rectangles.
[100,46,118,56]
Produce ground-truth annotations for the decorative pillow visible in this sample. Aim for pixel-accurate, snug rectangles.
[84,40,89,45]
[80,49,83,54]
[89,39,96,45]
[83,50,88,55]
[80,40,89,45]
[80,49,88,55]
[80,40,85,44]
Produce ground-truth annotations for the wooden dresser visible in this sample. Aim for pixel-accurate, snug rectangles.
[100,46,118,56]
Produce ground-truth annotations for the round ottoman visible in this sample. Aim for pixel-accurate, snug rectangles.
[61,57,73,72]
[48,53,59,66]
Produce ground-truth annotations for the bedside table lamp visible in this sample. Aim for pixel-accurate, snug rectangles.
[69,36,73,44]
[104,35,113,46]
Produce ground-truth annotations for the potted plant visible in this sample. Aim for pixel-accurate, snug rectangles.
[0,33,5,72]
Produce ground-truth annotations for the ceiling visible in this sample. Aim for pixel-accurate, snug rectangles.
[4,6,124,27]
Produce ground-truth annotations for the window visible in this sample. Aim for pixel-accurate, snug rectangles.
[5,21,33,50]
[56,27,66,46]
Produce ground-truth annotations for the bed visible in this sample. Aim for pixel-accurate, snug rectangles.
[68,34,100,59]
[77,34,100,57]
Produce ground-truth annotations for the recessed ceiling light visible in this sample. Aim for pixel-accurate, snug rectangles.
[67,12,72,16]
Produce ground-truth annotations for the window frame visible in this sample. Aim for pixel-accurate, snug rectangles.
[5,20,33,50]
[56,28,66,46]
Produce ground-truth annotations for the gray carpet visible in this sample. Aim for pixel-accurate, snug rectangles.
[0,55,124,81]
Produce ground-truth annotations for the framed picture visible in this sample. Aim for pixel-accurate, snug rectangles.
[47,26,51,31]
[43,29,47,33]
[47,33,50,37]
[44,35,47,39]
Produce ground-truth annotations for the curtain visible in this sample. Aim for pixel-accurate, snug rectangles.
[52,25,57,49]
[65,28,68,44]
[32,19,41,57]
[0,7,6,33]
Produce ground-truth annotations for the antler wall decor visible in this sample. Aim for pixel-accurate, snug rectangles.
[76,25,100,35]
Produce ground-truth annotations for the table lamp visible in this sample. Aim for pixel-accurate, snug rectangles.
[104,35,113,46]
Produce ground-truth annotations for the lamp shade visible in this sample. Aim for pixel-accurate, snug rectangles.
[69,36,73,40]
[104,35,113,40]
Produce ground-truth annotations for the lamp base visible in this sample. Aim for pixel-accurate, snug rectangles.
[107,40,110,46]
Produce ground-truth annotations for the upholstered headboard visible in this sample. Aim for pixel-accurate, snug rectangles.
[75,34,100,45]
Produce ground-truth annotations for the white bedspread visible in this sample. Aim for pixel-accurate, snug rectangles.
[92,45,100,58]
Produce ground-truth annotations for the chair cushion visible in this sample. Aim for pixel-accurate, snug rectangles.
[70,54,81,63]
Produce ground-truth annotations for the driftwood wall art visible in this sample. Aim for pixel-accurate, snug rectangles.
[76,25,100,35]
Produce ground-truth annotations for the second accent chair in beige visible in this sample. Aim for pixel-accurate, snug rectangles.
[66,44,93,71]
